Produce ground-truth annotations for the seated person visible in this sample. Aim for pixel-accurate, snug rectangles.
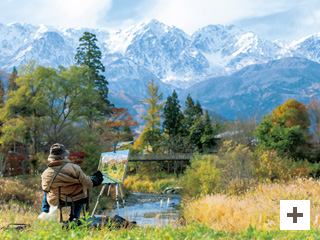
[41,143,103,221]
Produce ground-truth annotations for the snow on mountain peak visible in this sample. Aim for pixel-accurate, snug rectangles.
[0,20,320,91]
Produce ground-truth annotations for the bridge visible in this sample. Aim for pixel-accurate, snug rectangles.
[129,153,212,162]
[128,153,215,176]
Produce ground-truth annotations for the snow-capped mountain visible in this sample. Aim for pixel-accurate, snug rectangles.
[105,20,212,87]
[192,24,285,73]
[1,19,320,89]
[2,19,320,119]
[182,57,320,119]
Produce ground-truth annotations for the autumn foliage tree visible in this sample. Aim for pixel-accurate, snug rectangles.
[98,107,137,152]
[135,79,164,152]
[255,99,310,159]
[272,99,310,132]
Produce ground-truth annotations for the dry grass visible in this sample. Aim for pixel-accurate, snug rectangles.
[123,175,178,193]
[183,178,320,232]
[0,177,43,205]
[0,202,39,227]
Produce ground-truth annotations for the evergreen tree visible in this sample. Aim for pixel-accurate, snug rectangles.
[183,95,203,131]
[183,94,205,151]
[8,67,18,92]
[75,32,110,108]
[163,90,183,137]
[183,94,196,130]
[201,110,216,151]
[189,115,205,151]
[0,76,4,108]
[195,100,203,116]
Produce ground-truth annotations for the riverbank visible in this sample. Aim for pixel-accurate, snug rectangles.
[122,192,182,206]
[1,180,320,239]
[105,192,182,226]
[2,176,320,239]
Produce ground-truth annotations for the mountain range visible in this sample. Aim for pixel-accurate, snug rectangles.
[1,19,320,121]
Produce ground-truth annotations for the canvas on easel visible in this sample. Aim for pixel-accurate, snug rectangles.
[98,150,129,184]
[92,150,130,218]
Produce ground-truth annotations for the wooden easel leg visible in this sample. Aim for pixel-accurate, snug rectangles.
[116,184,120,215]
[91,184,107,218]
[119,183,128,220]
[107,183,111,197]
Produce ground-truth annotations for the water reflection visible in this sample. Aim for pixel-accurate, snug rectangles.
[106,193,181,226]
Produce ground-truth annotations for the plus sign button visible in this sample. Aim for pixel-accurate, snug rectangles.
[280,200,310,230]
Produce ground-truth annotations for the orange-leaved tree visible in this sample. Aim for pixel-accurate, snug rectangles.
[98,107,137,152]
[271,99,310,132]
[255,99,310,160]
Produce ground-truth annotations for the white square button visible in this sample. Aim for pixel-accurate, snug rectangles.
[280,200,310,230]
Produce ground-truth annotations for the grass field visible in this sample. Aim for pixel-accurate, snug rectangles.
[1,178,320,239]
[183,178,320,232]
[0,204,319,240]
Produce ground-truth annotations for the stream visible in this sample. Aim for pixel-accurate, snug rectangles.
[97,192,182,226]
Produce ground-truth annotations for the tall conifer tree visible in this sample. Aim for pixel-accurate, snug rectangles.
[195,100,203,116]
[183,94,205,151]
[8,66,18,92]
[75,32,110,107]
[163,90,183,137]
[201,110,216,150]
[183,94,196,131]
[183,94,203,133]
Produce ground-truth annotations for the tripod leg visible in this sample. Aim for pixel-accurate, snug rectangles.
[116,184,120,215]
[119,183,128,220]
[91,184,107,218]
[107,183,111,197]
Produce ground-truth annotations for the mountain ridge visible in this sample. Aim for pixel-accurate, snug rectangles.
[1,20,320,120]
[182,57,320,119]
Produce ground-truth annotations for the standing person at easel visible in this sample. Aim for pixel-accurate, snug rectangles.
[40,143,104,221]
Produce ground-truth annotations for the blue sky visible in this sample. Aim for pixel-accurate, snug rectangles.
[0,0,319,41]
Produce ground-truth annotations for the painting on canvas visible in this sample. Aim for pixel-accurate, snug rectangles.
[98,150,129,183]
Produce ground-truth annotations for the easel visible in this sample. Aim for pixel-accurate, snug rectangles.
[91,150,130,219]
[91,181,128,219]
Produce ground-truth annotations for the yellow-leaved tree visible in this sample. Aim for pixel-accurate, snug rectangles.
[271,99,310,131]
[135,79,164,153]
[255,99,310,160]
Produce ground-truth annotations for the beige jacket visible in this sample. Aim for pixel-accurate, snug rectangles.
[41,158,93,206]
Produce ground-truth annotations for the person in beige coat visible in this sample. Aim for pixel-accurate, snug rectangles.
[41,143,103,221]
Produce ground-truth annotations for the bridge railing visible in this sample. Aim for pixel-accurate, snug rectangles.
[129,153,194,161]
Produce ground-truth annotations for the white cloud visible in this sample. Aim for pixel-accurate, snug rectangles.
[3,0,112,28]
[1,0,320,40]
[39,0,113,28]
[146,0,300,34]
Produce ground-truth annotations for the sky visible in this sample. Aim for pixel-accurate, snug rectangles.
[0,0,320,41]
